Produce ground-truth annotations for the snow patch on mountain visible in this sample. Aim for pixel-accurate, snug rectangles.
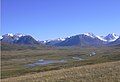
[42,38,66,44]
[13,33,25,40]
[96,36,107,41]
[42,40,51,43]
[83,33,96,38]
[3,33,14,37]
[14,33,25,37]
[56,38,65,41]
[0,36,3,39]
[1,33,26,41]
[7,33,14,37]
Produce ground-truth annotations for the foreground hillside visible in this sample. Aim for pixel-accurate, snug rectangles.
[2,61,120,82]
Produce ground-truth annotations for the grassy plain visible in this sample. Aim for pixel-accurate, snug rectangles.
[1,46,120,81]
[2,61,120,82]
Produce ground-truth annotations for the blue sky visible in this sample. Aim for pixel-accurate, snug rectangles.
[1,0,120,40]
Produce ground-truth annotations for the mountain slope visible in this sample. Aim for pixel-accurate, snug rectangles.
[109,37,120,46]
[15,35,39,44]
[45,33,120,46]
[1,33,40,45]
[104,33,119,42]
[1,33,120,46]
[54,34,105,46]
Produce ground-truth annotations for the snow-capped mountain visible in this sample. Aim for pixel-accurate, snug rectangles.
[1,33,15,44]
[8,33,13,36]
[52,34,106,46]
[1,33,39,45]
[109,37,120,46]
[1,33,120,46]
[83,33,96,38]
[82,33,119,42]
[104,33,119,42]
[14,33,25,37]
[44,38,66,46]
[82,33,107,41]
[16,35,39,44]
[2,33,25,40]
[44,38,65,43]
[13,33,25,40]
[45,33,120,46]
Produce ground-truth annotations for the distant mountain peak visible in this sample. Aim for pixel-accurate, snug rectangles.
[1,33,120,46]
[104,33,119,42]
[83,33,96,38]
[3,33,25,37]
[13,33,25,40]
[3,33,14,37]
[1,33,39,45]
[107,33,118,36]
[14,33,25,37]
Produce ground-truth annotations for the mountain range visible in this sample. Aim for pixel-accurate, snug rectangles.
[1,33,120,46]
[1,33,39,45]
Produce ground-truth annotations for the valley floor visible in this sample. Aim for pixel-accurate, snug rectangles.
[2,61,120,82]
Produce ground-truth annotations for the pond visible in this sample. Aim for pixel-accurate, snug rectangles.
[24,57,84,66]
[24,60,68,66]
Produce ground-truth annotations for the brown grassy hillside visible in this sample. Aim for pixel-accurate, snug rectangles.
[2,61,120,82]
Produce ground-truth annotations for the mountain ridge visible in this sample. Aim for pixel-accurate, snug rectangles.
[1,33,120,46]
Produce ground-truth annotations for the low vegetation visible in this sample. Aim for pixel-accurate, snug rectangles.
[2,61,120,82]
[1,45,120,82]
